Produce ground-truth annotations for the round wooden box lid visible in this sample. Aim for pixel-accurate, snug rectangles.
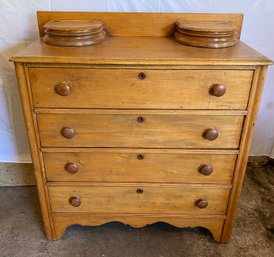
[176,20,237,33]
[42,19,106,47]
[44,26,104,37]
[174,20,238,48]
[43,20,104,33]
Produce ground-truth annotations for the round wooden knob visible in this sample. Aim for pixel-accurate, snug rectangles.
[69,197,81,207]
[61,127,75,139]
[195,199,208,209]
[136,188,144,194]
[137,154,144,160]
[55,81,71,96]
[198,164,213,176]
[210,84,226,97]
[138,72,146,80]
[203,128,219,141]
[137,116,145,123]
[65,163,78,174]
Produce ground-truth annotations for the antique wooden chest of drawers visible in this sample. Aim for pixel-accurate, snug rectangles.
[11,12,272,243]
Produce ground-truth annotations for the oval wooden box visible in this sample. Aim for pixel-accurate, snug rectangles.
[43,19,106,47]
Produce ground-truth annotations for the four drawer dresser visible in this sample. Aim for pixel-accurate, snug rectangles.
[11,12,272,243]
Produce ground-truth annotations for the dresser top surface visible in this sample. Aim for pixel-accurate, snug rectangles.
[11,36,272,66]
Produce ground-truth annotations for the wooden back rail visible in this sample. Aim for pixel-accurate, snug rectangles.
[37,12,243,38]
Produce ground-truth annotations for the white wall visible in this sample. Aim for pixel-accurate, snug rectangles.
[0,0,273,162]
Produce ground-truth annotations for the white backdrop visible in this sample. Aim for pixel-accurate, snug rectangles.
[0,0,273,162]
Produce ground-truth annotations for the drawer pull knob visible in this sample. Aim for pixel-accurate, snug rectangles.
[137,154,144,160]
[210,84,226,97]
[61,127,75,139]
[195,199,208,209]
[137,116,145,123]
[65,163,78,174]
[203,128,219,141]
[69,197,81,207]
[138,72,146,80]
[198,164,213,176]
[136,188,144,194]
[55,81,71,96]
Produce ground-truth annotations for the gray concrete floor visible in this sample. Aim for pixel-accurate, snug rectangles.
[0,159,273,257]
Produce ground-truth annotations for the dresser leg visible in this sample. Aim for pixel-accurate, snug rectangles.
[52,223,68,240]
[205,225,223,243]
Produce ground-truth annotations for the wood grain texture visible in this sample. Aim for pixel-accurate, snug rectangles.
[35,109,247,115]
[43,31,106,47]
[37,12,243,38]
[11,38,272,66]
[11,12,272,243]
[43,19,104,32]
[47,182,232,188]
[176,20,237,33]
[221,66,269,243]
[27,63,257,70]
[48,184,230,215]
[52,213,225,241]
[14,63,54,239]
[42,148,239,154]
[44,150,236,184]
[37,112,244,148]
[29,67,253,109]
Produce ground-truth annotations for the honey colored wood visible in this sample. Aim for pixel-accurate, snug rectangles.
[11,38,272,66]
[175,21,238,49]
[14,63,54,239]
[48,184,230,214]
[35,109,247,116]
[176,21,237,33]
[177,28,235,38]
[37,12,243,38]
[41,148,239,155]
[43,19,104,32]
[45,26,104,36]
[27,63,257,70]
[43,19,106,47]
[43,31,106,47]
[11,12,272,243]
[43,150,237,183]
[29,68,253,109]
[174,31,238,49]
[221,66,269,243]
[47,181,232,188]
[37,112,244,148]
[52,213,225,241]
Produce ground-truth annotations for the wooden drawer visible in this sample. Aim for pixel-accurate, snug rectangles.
[44,149,237,184]
[48,184,230,215]
[37,111,244,149]
[29,68,253,109]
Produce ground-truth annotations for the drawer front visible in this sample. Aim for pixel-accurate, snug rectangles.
[29,68,253,109]
[44,150,236,184]
[49,185,230,215]
[37,112,244,148]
